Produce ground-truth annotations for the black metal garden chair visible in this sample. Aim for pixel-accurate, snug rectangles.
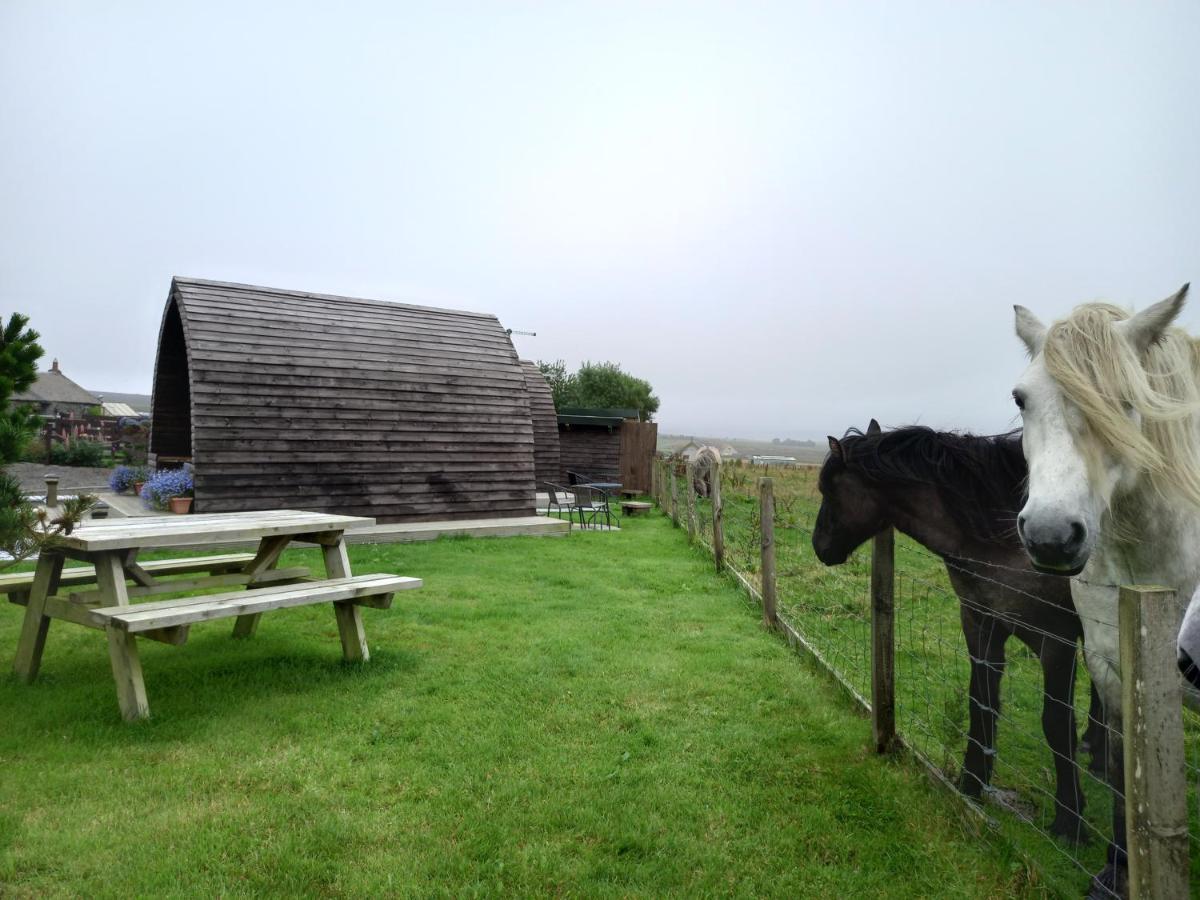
[570,484,613,530]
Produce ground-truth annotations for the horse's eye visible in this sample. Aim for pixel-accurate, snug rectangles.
[1012,391,1026,411]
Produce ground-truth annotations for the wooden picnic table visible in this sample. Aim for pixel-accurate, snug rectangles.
[9,509,421,720]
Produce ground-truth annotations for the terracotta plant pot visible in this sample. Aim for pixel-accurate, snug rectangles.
[132,482,144,496]
[169,496,193,514]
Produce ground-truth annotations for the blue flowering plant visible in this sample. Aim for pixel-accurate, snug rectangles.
[108,465,148,494]
[140,468,194,511]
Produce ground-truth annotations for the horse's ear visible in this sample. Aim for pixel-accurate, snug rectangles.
[1014,305,1046,356]
[1119,283,1190,355]
[866,419,882,436]
[827,436,843,458]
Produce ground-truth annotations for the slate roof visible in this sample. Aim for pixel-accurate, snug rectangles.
[14,361,99,407]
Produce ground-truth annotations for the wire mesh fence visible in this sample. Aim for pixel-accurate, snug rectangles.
[651,456,1200,897]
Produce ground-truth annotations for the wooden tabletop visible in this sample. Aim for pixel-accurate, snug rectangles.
[56,510,376,552]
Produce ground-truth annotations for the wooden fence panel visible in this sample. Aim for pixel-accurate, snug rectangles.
[619,420,658,493]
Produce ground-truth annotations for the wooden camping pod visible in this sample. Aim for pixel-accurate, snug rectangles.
[520,361,560,491]
[149,277,537,522]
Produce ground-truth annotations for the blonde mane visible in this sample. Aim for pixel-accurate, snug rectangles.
[1042,302,1200,507]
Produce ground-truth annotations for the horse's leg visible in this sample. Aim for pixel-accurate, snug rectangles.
[1027,627,1087,844]
[1088,705,1128,900]
[1074,623,1109,773]
[1073,580,1126,898]
[958,606,1006,798]
[1081,676,1108,776]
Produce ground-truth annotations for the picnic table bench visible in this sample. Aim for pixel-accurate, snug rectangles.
[9,510,421,721]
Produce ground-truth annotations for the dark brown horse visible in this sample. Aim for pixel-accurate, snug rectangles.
[812,420,1103,843]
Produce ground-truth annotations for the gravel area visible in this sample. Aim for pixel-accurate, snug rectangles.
[8,462,114,493]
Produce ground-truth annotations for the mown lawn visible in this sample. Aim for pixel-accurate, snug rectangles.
[0,513,1042,897]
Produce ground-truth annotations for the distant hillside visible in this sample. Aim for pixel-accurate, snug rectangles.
[658,433,826,464]
[92,390,152,414]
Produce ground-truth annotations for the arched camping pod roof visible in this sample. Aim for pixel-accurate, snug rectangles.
[520,360,560,490]
[150,277,536,522]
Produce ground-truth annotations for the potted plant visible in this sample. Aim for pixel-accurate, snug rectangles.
[108,465,147,495]
[141,468,194,513]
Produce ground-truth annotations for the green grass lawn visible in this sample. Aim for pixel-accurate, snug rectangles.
[0,514,1044,897]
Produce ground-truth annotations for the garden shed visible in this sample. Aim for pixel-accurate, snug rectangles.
[557,408,657,493]
[520,361,560,491]
[149,277,537,522]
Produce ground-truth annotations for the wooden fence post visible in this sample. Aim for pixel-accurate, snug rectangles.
[871,527,896,754]
[711,460,725,573]
[759,477,777,628]
[685,462,698,542]
[669,466,679,526]
[1120,585,1189,899]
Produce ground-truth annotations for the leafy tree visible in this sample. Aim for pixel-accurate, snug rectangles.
[537,359,660,421]
[536,359,577,412]
[0,314,93,562]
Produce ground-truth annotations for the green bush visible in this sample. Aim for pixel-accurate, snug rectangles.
[18,436,46,463]
[61,441,106,467]
[69,440,107,467]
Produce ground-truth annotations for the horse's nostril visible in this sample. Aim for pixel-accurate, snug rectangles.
[1017,514,1027,532]
[1068,520,1086,549]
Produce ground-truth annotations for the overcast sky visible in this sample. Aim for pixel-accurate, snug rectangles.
[2,1,1197,440]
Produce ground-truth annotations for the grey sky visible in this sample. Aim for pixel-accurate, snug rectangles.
[2,1,1197,440]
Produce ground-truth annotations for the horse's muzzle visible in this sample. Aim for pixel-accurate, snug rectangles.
[1017,514,1088,575]
[811,535,848,567]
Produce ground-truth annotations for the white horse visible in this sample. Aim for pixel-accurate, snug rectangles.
[691,446,722,498]
[1011,283,1196,897]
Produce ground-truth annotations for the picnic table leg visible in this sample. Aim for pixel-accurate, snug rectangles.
[13,553,65,681]
[232,535,292,639]
[94,552,132,607]
[106,625,149,721]
[323,538,369,662]
[121,549,156,589]
[92,551,151,719]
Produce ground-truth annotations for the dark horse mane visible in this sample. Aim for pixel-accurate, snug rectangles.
[829,425,1027,542]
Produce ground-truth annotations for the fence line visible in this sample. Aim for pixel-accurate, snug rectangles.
[656,458,996,799]
[650,455,1194,898]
